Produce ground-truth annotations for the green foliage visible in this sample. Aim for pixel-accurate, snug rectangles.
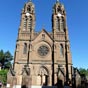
[0,50,13,69]
[0,50,13,85]
[79,68,88,76]
[0,69,8,84]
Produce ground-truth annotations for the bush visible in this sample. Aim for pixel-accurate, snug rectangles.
[0,69,8,85]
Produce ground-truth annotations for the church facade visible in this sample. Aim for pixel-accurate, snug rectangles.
[7,0,72,88]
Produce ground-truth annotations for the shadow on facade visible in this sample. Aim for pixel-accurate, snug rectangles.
[56,79,64,88]
[41,79,64,88]
[21,85,27,88]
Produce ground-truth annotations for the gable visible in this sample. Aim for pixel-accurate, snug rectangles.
[32,29,53,46]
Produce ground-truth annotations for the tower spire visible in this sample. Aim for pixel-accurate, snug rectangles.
[28,0,32,2]
[56,0,60,2]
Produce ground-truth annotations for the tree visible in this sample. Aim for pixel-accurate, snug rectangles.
[0,50,13,69]
[79,68,88,76]
[0,69,8,85]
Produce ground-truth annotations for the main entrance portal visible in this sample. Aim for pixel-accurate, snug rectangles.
[38,67,49,86]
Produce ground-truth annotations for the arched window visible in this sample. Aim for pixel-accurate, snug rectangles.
[27,5,31,12]
[23,18,27,30]
[60,17,64,31]
[23,43,27,54]
[16,44,19,51]
[28,16,32,31]
[56,17,60,31]
[42,34,45,40]
[60,44,64,56]
[57,6,61,12]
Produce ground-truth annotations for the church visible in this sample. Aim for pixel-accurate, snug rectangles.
[7,0,72,88]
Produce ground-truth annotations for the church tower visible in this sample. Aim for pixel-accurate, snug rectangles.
[14,0,35,73]
[52,0,72,82]
[7,0,72,88]
[52,0,66,33]
[18,0,35,38]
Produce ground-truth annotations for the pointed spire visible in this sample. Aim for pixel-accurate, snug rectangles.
[28,0,32,2]
[56,0,60,2]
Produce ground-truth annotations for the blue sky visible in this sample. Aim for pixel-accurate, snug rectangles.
[0,0,88,69]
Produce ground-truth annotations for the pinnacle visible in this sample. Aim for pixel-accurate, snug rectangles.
[57,0,60,2]
[28,0,32,2]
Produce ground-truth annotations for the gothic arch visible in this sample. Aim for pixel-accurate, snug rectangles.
[23,17,27,30]
[56,16,60,31]
[60,44,64,56]
[60,16,65,32]
[28,16,32,31]
[38,66,49,76]
[27,5,31,12]
[34,40,52,54]
[37,66,50,86]
[23,43,27,54]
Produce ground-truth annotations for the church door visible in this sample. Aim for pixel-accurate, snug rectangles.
[38,67,49,86]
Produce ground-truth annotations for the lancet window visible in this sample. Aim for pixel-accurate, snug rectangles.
[23,43,27,54]
[56,17,60,31]
[28,16,32,31]
[23,18,27,30]
[60,44,64,56]
[60,17,64,31]
[27,5,31,13]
